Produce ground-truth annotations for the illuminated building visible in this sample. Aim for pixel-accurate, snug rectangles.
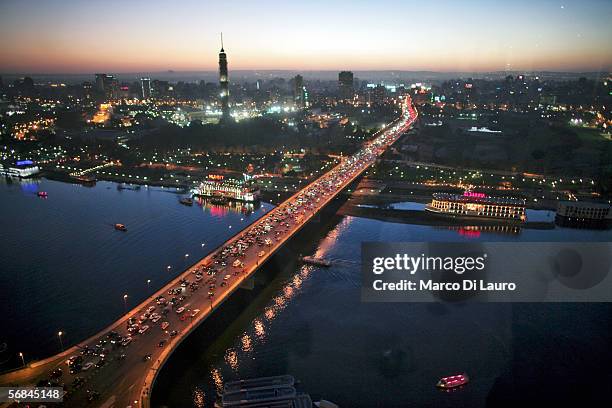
[0,160,40,178]
[555,201,611,229]
[426,191,526,222]
[338,71,354,100]
[95,74,118,99]
[218,33,230,122]
[192,174,261,202]
[292,74,308,109]
[140,77,152,99]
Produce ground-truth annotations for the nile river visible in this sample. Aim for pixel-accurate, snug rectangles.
[0,177,610,407]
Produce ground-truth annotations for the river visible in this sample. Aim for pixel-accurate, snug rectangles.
[1,178,610,407]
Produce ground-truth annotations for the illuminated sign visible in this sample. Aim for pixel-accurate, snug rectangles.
[463,191,486,199]
[208,174,224,181]
[16,160,34,166]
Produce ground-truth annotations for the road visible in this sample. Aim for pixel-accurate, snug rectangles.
[0,96,417,408]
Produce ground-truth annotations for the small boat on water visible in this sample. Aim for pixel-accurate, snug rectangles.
[437,373,469,389]
[179,197,194,206]
[301,256,331,267]
[114,223,127,232]
[37,191,48,198]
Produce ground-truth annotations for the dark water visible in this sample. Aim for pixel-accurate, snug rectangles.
[153,214,612,407]
[1,180,611,406]
[0,177,273,365]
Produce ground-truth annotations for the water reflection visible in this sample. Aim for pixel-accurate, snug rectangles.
[196,196,260,217]
[210,368,224,395]
[224,349,239,371]
[192,387,205,408]
[241,334,253,353]
[440,225,522,237]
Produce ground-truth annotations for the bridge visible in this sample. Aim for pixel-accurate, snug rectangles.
[0,96,417,408]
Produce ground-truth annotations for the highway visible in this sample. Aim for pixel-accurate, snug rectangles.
[0,96,417,408]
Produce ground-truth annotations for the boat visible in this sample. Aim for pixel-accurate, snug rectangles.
[436,373,469,389]
[301,256,331,267]
[37,191,48,198]
[223,375,295,394]
[216,375,332,408]
[74,175,96,186]
[222,385,296,406]
[179,197,194,206]
[114,223,127,232]
[426,191,526,223]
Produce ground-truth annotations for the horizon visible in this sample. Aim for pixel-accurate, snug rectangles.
[1,0,612,74]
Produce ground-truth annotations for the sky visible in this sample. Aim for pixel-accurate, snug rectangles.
[0,0,611,74]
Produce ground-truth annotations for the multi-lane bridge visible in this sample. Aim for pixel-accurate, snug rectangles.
[0,96,417,408]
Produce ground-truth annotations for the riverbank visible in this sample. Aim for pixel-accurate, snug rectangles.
[338,204,554,229]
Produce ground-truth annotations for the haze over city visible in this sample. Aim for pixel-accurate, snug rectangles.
[1,0,611,73]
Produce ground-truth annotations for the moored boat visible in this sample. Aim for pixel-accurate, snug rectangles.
[114,223,127,232]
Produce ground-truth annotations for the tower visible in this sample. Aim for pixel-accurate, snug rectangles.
[140,77,152,99]
[338,71,354,100]
[218,33,230,122]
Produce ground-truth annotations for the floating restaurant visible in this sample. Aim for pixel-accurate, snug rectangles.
[426,191,526,222]
[192,174,261,202]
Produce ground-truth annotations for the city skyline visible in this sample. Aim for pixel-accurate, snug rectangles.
[1,0,611,74]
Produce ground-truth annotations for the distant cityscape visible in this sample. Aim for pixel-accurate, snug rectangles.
[1,4,612,404]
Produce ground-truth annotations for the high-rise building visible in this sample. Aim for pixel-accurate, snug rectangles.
[95,74,118,99]
[140,77,152,99]
[218,33,230,122]
[292,74,308,109]
[338,71,354,100]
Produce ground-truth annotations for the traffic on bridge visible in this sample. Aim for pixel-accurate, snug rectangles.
[0,96,417,408]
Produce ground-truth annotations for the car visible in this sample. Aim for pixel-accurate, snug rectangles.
[169,330,178,337]
[258,251,265,257]
[158,340,166,348]
[72,377,85,388]
[161,321,170,330]
[66,355,83,366]
[190,309,200,317]
[118,353,127,360]
[147,306,156,313]
[121,337,132,347]
[95,359,106,368]
[208,291,215,298]
[143,354,152,361]
[86,389,100,402]
[82,362,94,371]
[50,368,63,378]
[176,306,185,314]
[138,325,150,334]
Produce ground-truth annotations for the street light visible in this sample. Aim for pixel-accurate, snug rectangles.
[58,331,64,351]
[19,352,25,367]
[123,294,128,312]
[147,279,151,288]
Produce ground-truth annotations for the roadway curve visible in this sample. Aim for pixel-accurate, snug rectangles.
[0,96,417,408]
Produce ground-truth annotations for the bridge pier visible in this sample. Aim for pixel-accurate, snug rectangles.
[239,276,255,290]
